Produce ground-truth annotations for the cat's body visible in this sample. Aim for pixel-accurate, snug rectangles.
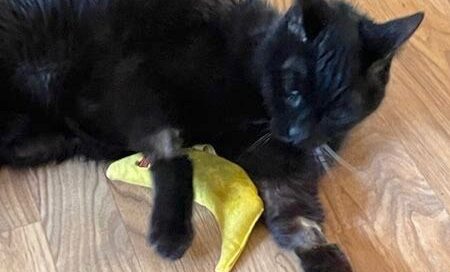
[0,0,254,158]
[0,0,423,270]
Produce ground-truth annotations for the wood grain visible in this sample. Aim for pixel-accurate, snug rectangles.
[352,0,450,223]
[320,113,450,272]
[0,0,449,271]
[0,222,56,272]
[27,161,142,272]
[0,169,39,232]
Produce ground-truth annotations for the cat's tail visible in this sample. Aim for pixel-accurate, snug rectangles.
[295,244,353,272]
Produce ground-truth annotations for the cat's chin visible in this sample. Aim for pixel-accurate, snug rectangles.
[272,131,328,150]
[277,138,323,152]
[284,136,324,150]
[293,143,323,152]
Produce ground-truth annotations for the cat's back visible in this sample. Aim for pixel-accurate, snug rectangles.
[0,0,231,63]
[108,0,234,81]
[0,0,269,122]
[0,0,265,92]
[0,0,233,102]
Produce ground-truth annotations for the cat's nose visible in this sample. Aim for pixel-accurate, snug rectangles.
[288,125,309,142]
[288,126,301,137]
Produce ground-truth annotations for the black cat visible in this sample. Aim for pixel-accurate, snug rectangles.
[0,0,423,270]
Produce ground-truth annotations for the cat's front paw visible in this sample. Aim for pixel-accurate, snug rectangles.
[149,221,193,260]
[296,244,353,272]
[269,216,326,250]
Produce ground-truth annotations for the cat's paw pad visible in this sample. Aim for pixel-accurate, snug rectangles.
[149,223,193,260]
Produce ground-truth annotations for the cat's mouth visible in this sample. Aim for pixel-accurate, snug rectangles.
[270,119,317,147]
[273,134,327,151]
[273,129,325,149]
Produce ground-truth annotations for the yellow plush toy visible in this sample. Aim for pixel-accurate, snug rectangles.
[106,145,264,272]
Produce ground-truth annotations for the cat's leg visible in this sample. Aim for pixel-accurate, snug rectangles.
[238,140,352,271]
[264,187,352,272]
[0,114,81,167]
[129,128,194,260]
[257,179,353,272]
[0,133,81,167]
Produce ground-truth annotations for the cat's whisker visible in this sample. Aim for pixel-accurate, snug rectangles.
[321,144,361,175]
[246,132,271,153]
[314,147,334,179]
[261,133,271,146]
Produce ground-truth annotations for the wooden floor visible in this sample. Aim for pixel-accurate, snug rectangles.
[1,0,449,271]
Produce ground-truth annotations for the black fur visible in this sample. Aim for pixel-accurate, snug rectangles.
[297,244,353,272]
[149,156,194,260]
[0,0,423,270]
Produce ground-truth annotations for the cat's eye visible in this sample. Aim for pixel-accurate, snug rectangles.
[286,90,302,107]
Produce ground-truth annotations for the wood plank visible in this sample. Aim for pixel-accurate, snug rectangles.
[325,223,409,272]
[320,112,450,272]
[238,222,299,272]
[0,168,40,232]
[0,222,56,272]
[27,161,143,272]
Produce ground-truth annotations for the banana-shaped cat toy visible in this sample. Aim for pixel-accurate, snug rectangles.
[106,145,264,272]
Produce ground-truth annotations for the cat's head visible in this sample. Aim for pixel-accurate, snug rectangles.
[257,0,423,147]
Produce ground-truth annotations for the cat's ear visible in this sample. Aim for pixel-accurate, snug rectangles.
[360,12,424,58]
[285,0,333,41]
